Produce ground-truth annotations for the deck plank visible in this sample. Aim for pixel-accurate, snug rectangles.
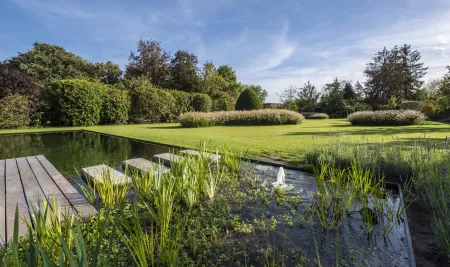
[16,157,47,216]
[26,156,75,216]
[5,159,31,243]
[0,160,5,244]
[35,155,97,216]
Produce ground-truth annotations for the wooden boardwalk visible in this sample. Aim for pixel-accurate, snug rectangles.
[0,155,97,244]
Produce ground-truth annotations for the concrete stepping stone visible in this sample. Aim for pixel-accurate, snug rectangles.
[122,158,169,175]
[81,165,131,185]
[180,149,221,161]
[153,153,180,167]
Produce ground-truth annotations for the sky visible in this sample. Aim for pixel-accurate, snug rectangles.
[1,0,450,102]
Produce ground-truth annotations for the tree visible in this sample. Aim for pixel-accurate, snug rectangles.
[0,64,40,99]
[354,81,365,99]
[235,88,263,110]
[342,82,356,100]
[217,65,237,83]
[7,42,94,82]
[125,39,171,88]
[297,81,320,112]
[320,78,346,115]
[278,85,299,111]
[93,61,122,85]
[364,44,428,105]
[243,85,268,103]
[199,62,227,95]
[170,50,200,92]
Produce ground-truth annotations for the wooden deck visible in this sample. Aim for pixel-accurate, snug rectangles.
[0,155,97,244]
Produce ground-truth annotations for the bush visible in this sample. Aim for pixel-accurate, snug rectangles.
[191,93,212,112]
[179,109,304,128]
[0,95,30,129]
[235,89,262,111]
[169,89,192,115]
[129,84,176,123]
[347,110,425,126]
[100,87,130,125]
[43,79,103,126]
[399,101,425,111]
[304,113,329,119]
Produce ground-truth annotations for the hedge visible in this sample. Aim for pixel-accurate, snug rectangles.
[235,89,263,111]
[0,95,30,129]
[304,113,329,119]
[179,109,304,128]
[100,87,130,125]
[129,86,176,123]
[43,79,103,126]
[347,110,425,126]
[191,93,212,112]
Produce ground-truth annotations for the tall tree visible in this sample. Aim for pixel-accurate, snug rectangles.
[243,85,268,103]
[297,81,320,112]
[93,61,122,85]
[199,61,227,95]
[354,81,365,99]
[125,39,171,88]
[170,50,200,92]
[321,78,346,114]
[342,82,356,100]
[0,64,40,99]
[217,65,237,83]
[364,44,427,105]
[7,42,94,82]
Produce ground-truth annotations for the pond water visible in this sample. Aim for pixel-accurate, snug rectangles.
[0,131,414,266]
[0,131,170,176]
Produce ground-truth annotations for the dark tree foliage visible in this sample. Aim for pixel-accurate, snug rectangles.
[125,39,171,88]
[0,64,40,99]
[342,82,356,100]
[320,78,346,115]
[235,88,263,111]
[7,42,95,82]
[93,61,122,85]
[297,81,320,112]
[364,44,428,105]
[170,50,200,92]
[354,81,365,99]
[217,65,237,83]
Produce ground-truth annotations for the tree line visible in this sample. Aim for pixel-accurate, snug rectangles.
[279,44,450,119]
[0,40,268,112]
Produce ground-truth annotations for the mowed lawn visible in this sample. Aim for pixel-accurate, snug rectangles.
[3,119,448,165]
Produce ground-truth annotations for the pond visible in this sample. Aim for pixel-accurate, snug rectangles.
[0,131,415,266]
[0,131,170,176]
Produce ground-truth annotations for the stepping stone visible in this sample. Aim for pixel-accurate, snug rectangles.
[153,153,180,167]
[81,165,131,185]
[122,158,169,175]
[180,149,221,161]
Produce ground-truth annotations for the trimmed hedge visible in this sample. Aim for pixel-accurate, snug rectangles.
[179,109,304,128]
[100,87,130,125]
[191,93,212,112]
[235,89,262,111]
[0,95,30,129]
[130,86,176,123]
[304,113,329,119]
[347,110,425,126]
[43,79,103,126]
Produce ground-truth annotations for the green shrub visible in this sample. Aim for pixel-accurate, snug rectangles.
[169,89,192,115]
[100,87,130,125]
[129,85,176,123]
[179,109,304,128]
[347,110,425,126]
[43,79,103,126]
[0,95,30,129]
[399,101,425,111]
[191,93,212,112]
[304,113,329,119]
[235,89,263,111]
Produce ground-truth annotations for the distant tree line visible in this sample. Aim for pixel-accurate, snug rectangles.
[279,44,450,119]
[0,40,269,128]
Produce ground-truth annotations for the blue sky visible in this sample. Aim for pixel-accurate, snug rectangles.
[1,0,449,102]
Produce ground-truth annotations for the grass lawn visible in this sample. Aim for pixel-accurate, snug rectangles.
[2,119,449,166]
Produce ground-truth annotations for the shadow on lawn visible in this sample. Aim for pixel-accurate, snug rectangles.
[146,125,183,130]
[284,125,450,136]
